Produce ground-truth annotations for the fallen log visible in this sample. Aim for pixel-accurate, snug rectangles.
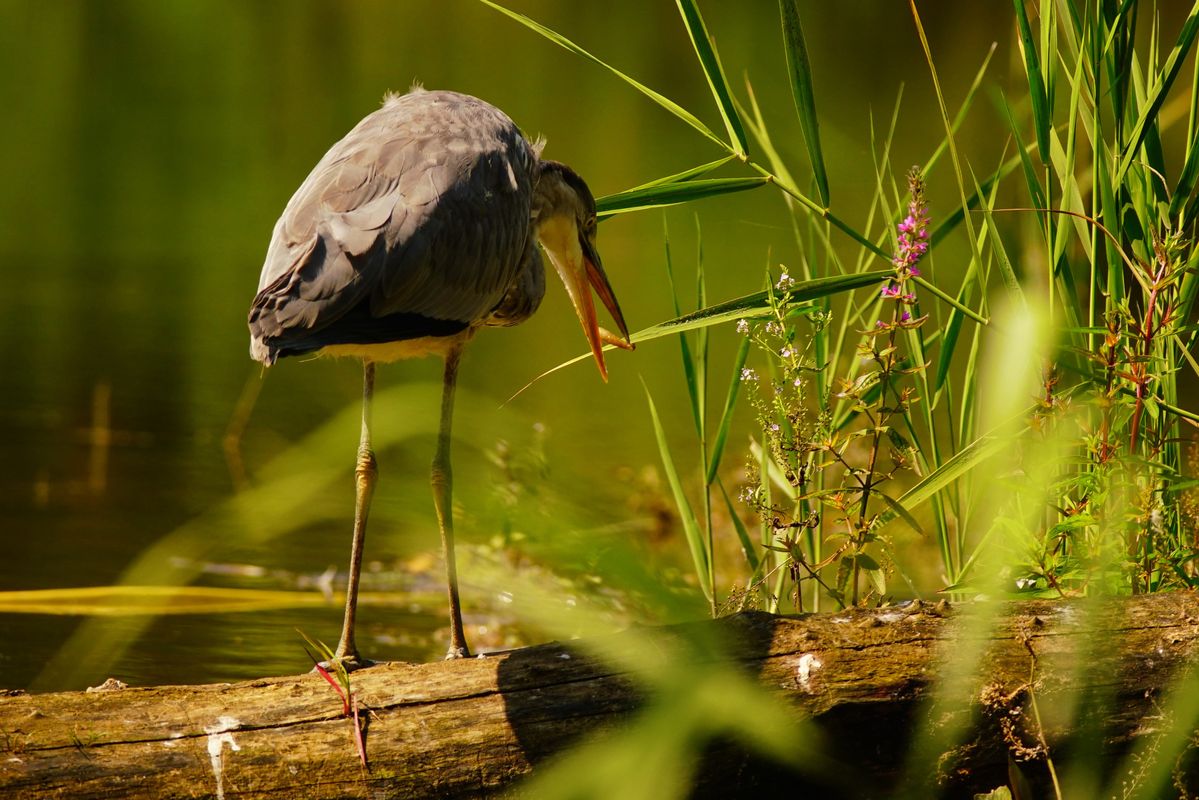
[3,593,1199,798]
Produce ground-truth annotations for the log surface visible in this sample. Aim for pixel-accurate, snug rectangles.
[3,594,1199,798]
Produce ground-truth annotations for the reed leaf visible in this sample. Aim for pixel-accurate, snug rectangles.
[663,222,702,439]
[778,0,830,206]
[676,0,748,156]
[1013,0,1052,162]
[706,335,751,486]
[478,0,726,149]
[644,383,712,603]
[1171,46,1199,220]
[597,177,770,218]
[719,479,759,574]
[519,271,890,391]
[1115,0,1199,183]
[878,432,1012,528]
[627,156,738,192]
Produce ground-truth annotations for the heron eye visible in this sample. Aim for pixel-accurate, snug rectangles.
[585,215,597,233]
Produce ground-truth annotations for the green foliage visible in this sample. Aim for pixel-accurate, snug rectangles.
[778,0,829,205]
[478,0,1199,794]
[31,0,1199,795]
[735,170,932,610]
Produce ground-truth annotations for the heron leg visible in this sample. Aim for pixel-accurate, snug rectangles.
[432,344,471,659]
[333,360,377,667]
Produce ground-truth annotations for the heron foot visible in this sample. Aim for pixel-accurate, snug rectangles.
[314,655,378,675]
[444,645,472,660]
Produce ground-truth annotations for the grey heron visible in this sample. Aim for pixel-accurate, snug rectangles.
[248,89,631,663]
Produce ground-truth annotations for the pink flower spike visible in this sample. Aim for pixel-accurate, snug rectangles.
[892,168,930,276]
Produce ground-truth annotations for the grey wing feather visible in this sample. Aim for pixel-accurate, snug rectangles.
[249,90,538,360]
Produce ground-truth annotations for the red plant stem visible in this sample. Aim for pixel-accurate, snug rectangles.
[352,698,367,768]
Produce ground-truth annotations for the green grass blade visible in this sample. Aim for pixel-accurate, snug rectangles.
[640,270,890,339]
[1013,0,1052,162]
[1172,134,1199,220]
[1096,141,1125,303]
[1105,0,1138,124]
[663,222,702,439]
[921,43,998,178]
[913,276,989,325]
[933,283,970,394]
[878,492,926,538]
[478,0,726,150]
[706,335,751,485]
[597,176,770,219]
[1040,0,1057,130]
[738,75,803,203]
[929,152,1023,249]
[628,156,738,192]
[975,174,1027,309]
[1172,47,1199,222]
[694,223,714,609]
[779,0,830,206]
[999,92,1048,214]
[676,0,748,156]
[910,1,988,329]
[1180,247,1199,322]
[0,585,329,615]
[518,270,890,388]
[1115,0,1199,183]
[878,431,1012,528]
[643,382,712,602]
[719,478,759,574]
[695,220,710,450]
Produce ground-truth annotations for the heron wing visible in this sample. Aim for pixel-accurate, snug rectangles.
[249,91,537,360]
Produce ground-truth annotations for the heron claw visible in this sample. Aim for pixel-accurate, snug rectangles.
[315,656,378,674]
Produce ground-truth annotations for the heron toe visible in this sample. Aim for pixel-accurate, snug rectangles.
[315,655,378,675]
[444,644,471,660]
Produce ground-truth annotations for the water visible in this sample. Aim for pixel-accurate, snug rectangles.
[0,0,1014,691]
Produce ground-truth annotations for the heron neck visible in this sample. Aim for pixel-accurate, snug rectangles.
[532,163,575,222]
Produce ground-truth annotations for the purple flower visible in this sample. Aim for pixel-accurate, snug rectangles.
[893,168,930,276]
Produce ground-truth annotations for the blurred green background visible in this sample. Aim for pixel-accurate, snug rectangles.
[0,0,1017,690]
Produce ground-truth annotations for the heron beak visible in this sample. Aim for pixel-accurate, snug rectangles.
[571,234,633,381]
[543,232,631,382]
[580,235,631,341]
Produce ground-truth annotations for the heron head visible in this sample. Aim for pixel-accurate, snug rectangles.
[535,160,631,381]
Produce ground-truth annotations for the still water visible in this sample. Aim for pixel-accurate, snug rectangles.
[0,1,1010,691]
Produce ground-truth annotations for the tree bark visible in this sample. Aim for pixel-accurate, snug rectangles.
[3,593,1199,798]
